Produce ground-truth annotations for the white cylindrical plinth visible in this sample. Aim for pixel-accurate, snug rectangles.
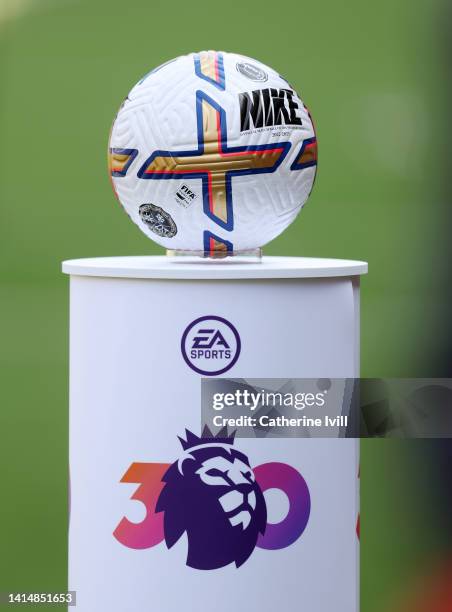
[63,256,367,612]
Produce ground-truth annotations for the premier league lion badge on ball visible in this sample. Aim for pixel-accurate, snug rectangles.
[109,51,317,255]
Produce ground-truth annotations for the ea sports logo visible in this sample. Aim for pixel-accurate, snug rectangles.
[181,315,241,376]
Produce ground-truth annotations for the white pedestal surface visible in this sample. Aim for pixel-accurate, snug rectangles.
[63,256,367,612]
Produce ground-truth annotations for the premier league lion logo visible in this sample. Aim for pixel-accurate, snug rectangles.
[156,427,267,570]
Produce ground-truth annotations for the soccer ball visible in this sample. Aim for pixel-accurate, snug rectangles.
[108,51,317,254]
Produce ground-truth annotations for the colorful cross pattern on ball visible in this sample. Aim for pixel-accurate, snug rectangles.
[137,91,290,235]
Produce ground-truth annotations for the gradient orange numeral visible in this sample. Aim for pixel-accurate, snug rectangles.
[113,462,169,550]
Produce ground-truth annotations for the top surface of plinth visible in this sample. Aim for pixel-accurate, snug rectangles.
[62,256,368,280]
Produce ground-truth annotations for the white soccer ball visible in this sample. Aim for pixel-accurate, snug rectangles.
[109,51,317,254]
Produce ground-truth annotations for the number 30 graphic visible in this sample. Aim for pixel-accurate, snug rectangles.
[113,461,310,551]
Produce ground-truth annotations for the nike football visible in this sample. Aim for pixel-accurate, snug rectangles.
[108,51,317,254]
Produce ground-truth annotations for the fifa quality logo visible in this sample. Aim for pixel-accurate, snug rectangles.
[114,428,311,570]
[181,315,241,376]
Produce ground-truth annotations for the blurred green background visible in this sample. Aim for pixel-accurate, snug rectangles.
[0,0,450,609]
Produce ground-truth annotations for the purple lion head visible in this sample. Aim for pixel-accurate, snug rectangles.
[155,427,267,570]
